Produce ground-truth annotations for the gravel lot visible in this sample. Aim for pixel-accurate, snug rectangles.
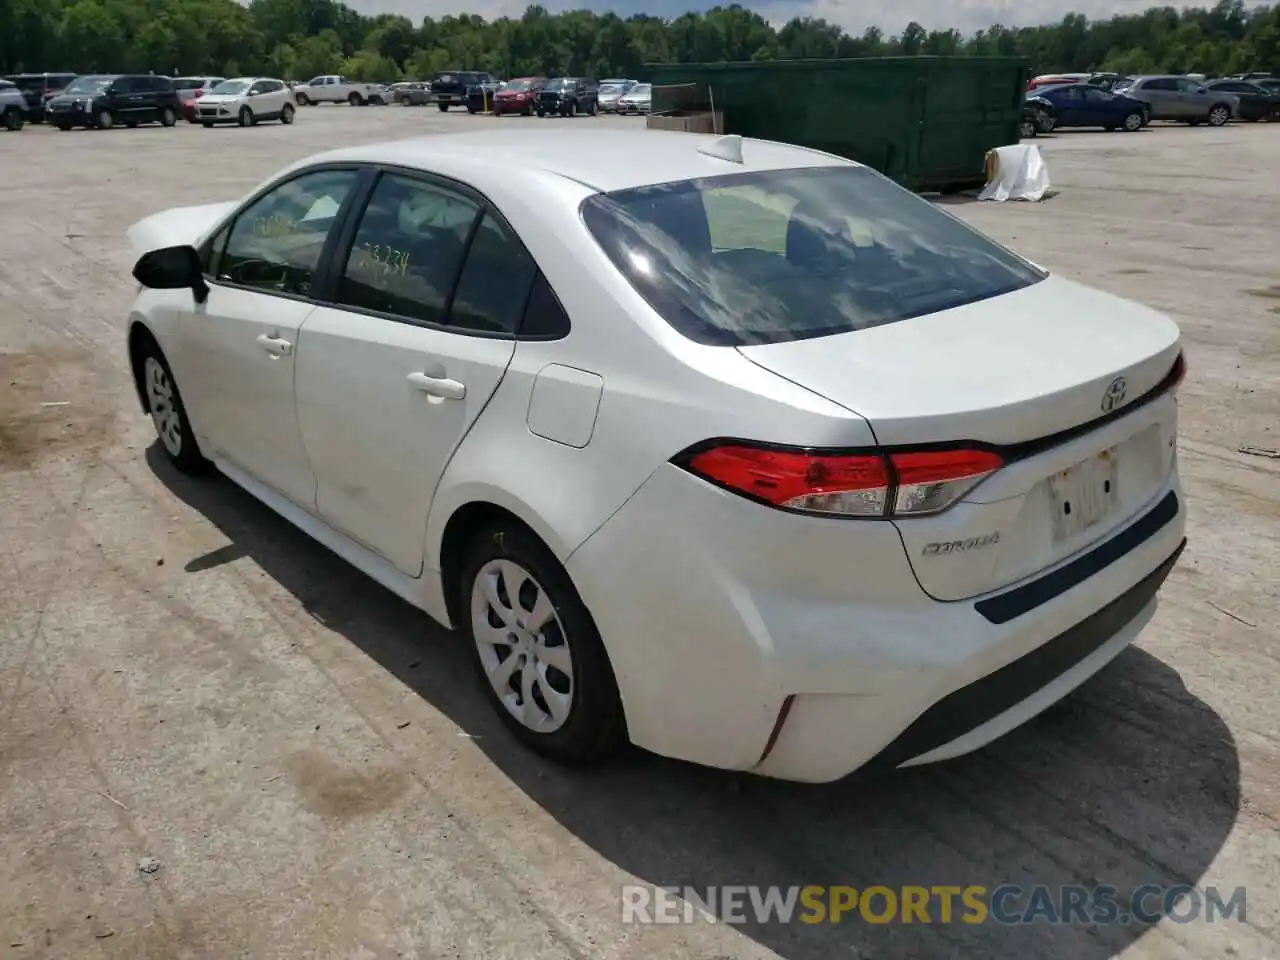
[1,107,1277,960]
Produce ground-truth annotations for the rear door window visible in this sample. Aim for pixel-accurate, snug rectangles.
[582,165,1046,347]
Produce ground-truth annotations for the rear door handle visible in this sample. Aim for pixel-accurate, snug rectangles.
[406,372,466,400]
[256,333,292,356]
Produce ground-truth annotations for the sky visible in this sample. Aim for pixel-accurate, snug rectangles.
[344,0,1234,34]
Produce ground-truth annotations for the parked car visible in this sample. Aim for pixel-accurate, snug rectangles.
[1027,72,1092,92]
[0,80,27,130]
[431,70,497,111]
[1203,79,1280,121]
[596,82,634,113]
[46,74,181,130]
[3,72,78,122]
[1086,73,1132,92]
[389,81,431,106]
[1113,75,1237,126]
[535,77,599,116]
[1257,78,1280,94]
[195,77,296,127]
[491,77,545,115]
[173,76,226,122]
[465,78,504,114]
[1026,83,1149,132]
[615,83,652,115]
[124,128,1187,782]
[294,75,379,106]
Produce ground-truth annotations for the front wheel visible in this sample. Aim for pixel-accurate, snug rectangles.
[460,523,626,766]
[280,103,295,124]
[1122,111,1143,132]
[1035,111,1055,133]
[95,109,113,130]
[1019,116,1037,139]
[160,106,177,127]
[1207,104,1230,127]
[296,92,310,106]
[438,103,449,112]
[238,106,253,127]
[2,109,23,131]
[140,344,210,475]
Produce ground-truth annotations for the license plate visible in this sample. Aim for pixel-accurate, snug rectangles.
[1049,447,1119,543]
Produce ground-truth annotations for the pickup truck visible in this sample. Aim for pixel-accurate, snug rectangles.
[431,70,498,111]
[294,75,380,106]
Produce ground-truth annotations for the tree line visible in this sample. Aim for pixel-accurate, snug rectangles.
[2,0,1277,84]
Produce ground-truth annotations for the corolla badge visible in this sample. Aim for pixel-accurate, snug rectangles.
[1101,376,1128,413]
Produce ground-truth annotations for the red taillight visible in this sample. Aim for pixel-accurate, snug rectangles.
[677,442,1003,518]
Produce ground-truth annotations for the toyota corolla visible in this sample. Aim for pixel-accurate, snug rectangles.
[124,129,1186,783]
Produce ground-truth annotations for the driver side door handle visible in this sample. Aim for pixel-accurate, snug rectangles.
[406,372,465,400]
[256,333,292,356]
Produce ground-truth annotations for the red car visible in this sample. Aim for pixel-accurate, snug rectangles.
[491,77,545,116]
[174,76,225,122]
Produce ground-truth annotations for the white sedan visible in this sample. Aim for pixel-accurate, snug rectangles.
[124,129,1187,783]
[195,77,296,127]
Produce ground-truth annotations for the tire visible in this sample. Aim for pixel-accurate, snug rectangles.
[295,92,310,106]
[95,109,113,130]
[2,109,23,131]
[280,103,294,124]
[536,109,544,118]
[569,100,577,118]
[125,121,137,128]
[1207,104,1230,127]
[56,121,71,131]
[348,92,362,106]
[160,106,177,127]
[467,104,478,114]
[201,122,213,128]
[238,106,253,127]
[139,341,210,475]
[1122,111,1143,132]
[460,522,626,766]
[1019,117,1037,139]
[587,100,597,116]
[1035,111,1055,133]
[438,103,448,112]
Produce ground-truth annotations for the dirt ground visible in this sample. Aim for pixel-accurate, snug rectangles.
[0,108,1277,960]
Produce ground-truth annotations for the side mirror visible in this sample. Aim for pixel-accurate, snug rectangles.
[133,245,208,304]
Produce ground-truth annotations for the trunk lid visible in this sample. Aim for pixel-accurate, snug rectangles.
[739,274,1182,601]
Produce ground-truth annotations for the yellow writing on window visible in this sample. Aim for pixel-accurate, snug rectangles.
[355,243,412,279]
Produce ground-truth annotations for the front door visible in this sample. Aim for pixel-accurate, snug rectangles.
[294,171,536,576]
[180,166,364,507]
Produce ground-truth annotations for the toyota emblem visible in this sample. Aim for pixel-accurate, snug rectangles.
[1101,376,1128,413]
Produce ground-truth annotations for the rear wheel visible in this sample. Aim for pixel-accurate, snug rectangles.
[348,91,362,106]
[1019,116,1037,139]
[1122,111,1143,132]
[159,106,177,127]
[2,108,23,131]
[201,121,214,128]
[460,523,626,766]
[438,103,448,112]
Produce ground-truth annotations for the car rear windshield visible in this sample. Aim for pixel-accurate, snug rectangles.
[546,78,574,90]
[504,79,535,90]
[581,165,1047,347]
[173,77,209,89]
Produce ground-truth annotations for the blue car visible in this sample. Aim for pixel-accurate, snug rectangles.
[1026,82,1149,133]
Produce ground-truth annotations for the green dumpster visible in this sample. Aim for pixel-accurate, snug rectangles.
[645,57,1030,193]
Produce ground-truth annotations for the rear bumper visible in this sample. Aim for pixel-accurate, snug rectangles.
[566,462,1185,783]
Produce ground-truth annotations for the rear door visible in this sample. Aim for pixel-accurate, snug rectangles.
[1138,78,1177,118]
[294,170,527,576]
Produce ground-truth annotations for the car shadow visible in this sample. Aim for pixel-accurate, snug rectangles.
[147,445,1241,960]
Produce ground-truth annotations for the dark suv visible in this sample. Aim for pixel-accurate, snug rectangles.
[431,70,496,111]
[3,72,78,122]
[535,77,599,117]
[46,74,182,130]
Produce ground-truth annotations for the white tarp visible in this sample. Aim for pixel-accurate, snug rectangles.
[978,144,1051,203]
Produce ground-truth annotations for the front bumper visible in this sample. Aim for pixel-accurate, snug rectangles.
[566,462,1186,783]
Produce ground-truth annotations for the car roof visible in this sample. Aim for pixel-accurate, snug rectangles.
[311,128,855,194]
